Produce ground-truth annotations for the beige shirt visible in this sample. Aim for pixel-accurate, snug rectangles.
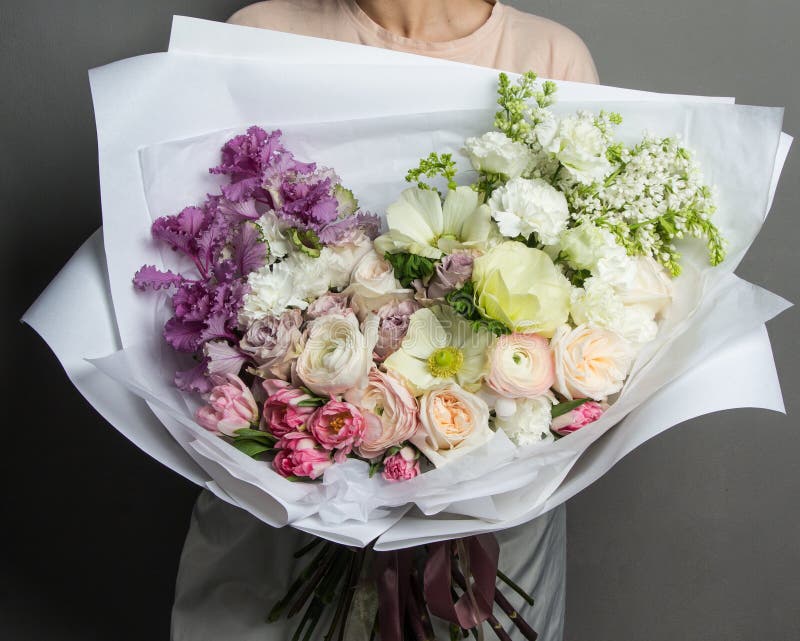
[229,0,599,82]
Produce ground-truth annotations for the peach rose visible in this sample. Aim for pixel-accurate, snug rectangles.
[485,333,555,399]
[344,368,419,459]
[551,324,634,401]
[412,384,492,467]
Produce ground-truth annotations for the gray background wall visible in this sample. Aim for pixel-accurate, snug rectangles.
[2,1,797,640]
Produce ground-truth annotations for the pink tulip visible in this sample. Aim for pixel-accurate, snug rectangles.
[273,432,332,480]
[308,400,366,462]
[195,374,258,437]
[261,379,317,438]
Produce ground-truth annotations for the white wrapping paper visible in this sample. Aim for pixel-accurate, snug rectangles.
[24,20,792,550]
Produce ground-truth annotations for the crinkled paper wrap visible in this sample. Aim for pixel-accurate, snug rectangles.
[24,18,792,549]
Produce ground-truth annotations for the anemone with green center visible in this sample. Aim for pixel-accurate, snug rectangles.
[383,305,493,395]
[427,346,465,378]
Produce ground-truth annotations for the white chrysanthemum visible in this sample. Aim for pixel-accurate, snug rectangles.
[570,277,658,345]
[463,131,534,179]
[494,395,555,447]
[545,111,611,185]
[487,177,570,244]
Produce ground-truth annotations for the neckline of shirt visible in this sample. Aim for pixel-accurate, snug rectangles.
[337,0,505,53]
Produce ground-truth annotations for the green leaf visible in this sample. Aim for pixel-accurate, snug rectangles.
[232,439,273,457]
[296,398,325,408]
[368,462,381,478]
[233,428,277,442]
[551,398,591,419]
[384,252,437,288]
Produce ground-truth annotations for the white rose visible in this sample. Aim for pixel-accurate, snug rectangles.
[345,250,413,318]
[412,384,493,467]
[616,256,673,317]
[551,323,634,401]
[295,313,378,396]
[546,112,611,185]
[487,177,570,244]
[463,131,534,180]
[494,395,555,447]
[570,277,658,345]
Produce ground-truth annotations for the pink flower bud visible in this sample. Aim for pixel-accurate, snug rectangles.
[382,446,421,482]
[261,379,317,438]
[551,401,605,436]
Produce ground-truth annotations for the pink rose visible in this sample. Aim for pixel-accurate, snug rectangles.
[260,379,318,438]
[195,373,259,437]
[273,432,332,480]
[308,400,366,462]
[486,333,555,399]
[382,446,421,482]
[551,401,606,436]
[344,368,419,459]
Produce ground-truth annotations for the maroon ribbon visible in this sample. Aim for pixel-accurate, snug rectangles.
[424,534,499,630]
[375,534,500,639]
[374,548,414,641]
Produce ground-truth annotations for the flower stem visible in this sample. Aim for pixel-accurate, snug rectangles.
[496,570,534,607]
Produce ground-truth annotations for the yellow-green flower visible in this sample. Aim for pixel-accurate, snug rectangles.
[472,241,571,337]
[382,306,492,395]
[374,186,493,259]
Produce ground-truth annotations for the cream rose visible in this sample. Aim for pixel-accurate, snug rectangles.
[344,368,419,459]
[551,324,634,401]
[295,313,378,396]
[412,384,492,467]
[486,333,555,399]
[346,250,412,318]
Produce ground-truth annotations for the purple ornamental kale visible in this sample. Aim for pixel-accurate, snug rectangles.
[210,127,315,203]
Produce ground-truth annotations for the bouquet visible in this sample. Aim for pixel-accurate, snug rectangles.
[24,17,791,641]
[135,73,726,488]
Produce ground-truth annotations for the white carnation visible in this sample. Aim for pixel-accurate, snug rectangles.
[488,177,570,244]
[558,222,634,287]
[545,111,611,185]
[463,131,533,180]
[494,395,555,447]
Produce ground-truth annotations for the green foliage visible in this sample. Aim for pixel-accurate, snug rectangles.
[405,152,458,192]
[445,282,511,336]
[231,427,277,459]
[551,398,591,419]
[384,251,437,287]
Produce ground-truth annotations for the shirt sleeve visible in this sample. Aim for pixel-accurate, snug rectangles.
[560,30,600,84]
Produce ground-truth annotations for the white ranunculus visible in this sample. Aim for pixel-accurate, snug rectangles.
[487,177,570,244]
[570,278,659,346]
[545,112,611,185]
[412,384,493,467]
[616,256,674,317]
[494,395,555,447]
[463,131,534,180]
[345,250,412,318]
[551,324,634,401]
[295,313,378,396]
